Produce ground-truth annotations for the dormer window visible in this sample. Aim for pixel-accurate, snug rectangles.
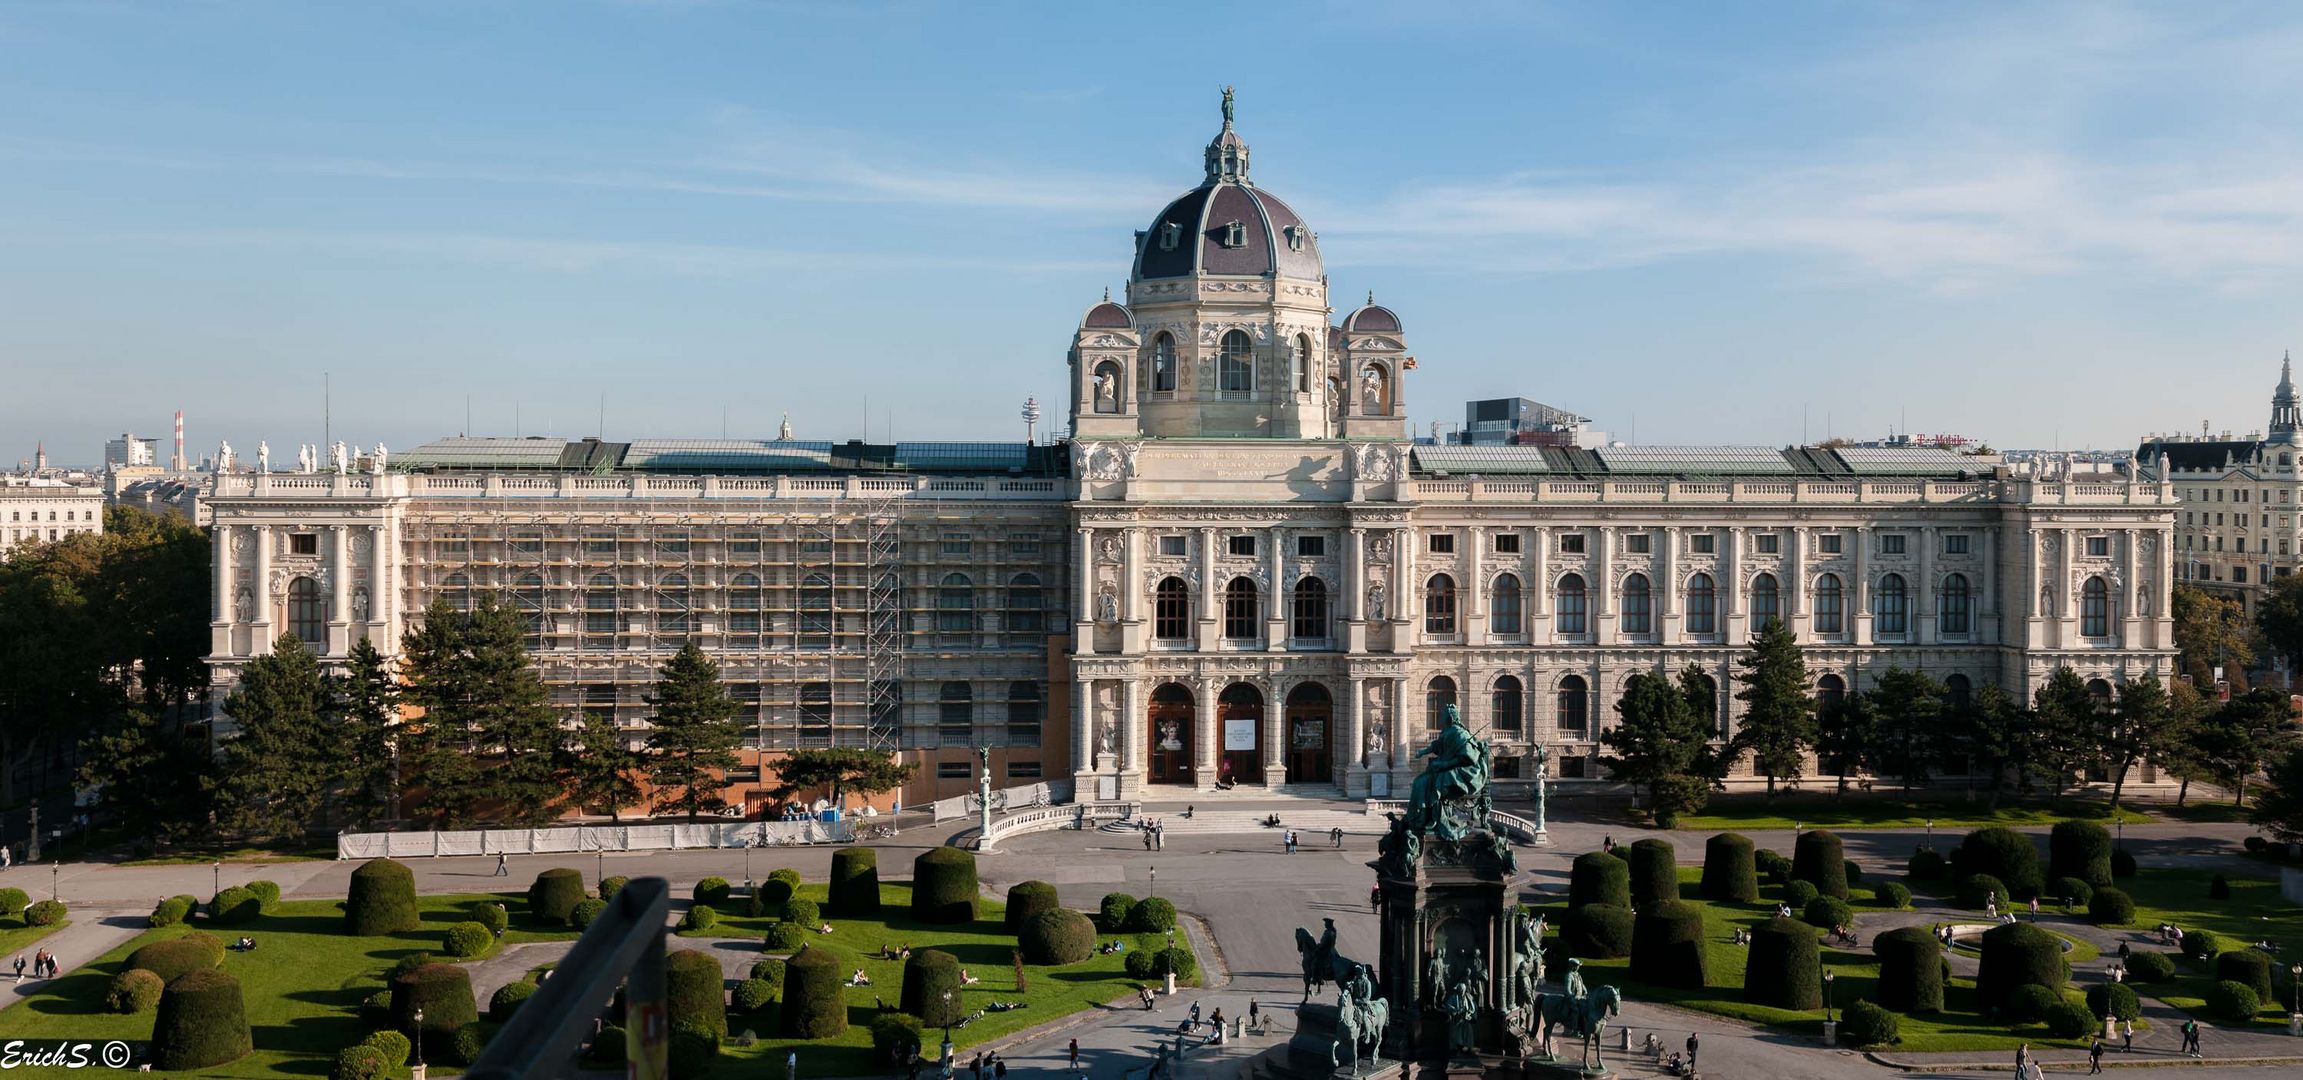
[1284,225,1306,252]
[1220,220,1245,248]
[1158,222,1182,252]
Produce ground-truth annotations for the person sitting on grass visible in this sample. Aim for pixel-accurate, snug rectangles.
[851,968,873,986]
[234,937,256,951]
[960,969,981,985]
[818,923,836,934]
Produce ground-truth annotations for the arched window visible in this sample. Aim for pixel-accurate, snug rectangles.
[1940,573,1972,636]
[937,573,974,634]
[514,572,546,644]
[1556,574,1588,636]
[1426,676,1458,729]
[1621,573,1652,635]
[1686,573,1717,635]
[1291,576,1329,640]
[1492,675,1524,733]
[1092,360,1123,413]
[288,576,325,645]
[441,571,473,612]
[1006,681,1043,747]
[1556,675,1589,733]
[1490,574,1522,635]
[1750,573,1780,629]
[1876,573,1908,636]
[727,572,763,643]
[1006,573,1044,636]
[938,681,973,743]
[2082,576,2109,636]
[1294,334,1314,394]
[1360,364,1388,413]
[583,572,618,651]
[1327,376,1345,420]
[1153,576,1189,640]
[1815,673,1846,709]
[1944,673,1973,708]
[658,572,693,634]
[1424,574,1458,635]
[1219,329,1254,395]
[585,572,618,609]
[2086,678,2114,709]
[797,572,833,648]
[1151,333,1177,393]
[1223,576,1260,640]
[1814,574,1844,634]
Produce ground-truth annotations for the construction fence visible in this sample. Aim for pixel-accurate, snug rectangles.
[335,818,852,860]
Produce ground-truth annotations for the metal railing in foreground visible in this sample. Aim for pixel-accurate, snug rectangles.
[465,876,670,1080]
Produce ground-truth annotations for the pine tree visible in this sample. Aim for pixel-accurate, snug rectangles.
[399,598,486,827]
[1867,667,1944,792]
[564,711,644,820]
[2250,742,2303,844]
[463,593,563,825]
[771,748,918,811]
[1945,683,2035,808]
[2104,675,2175,813]
[2029,668,2098,806]
[2158,679,2216,806]
[1598,670,1720,827]
[339,636,402,827]
[1814,690,1877,800]
[1730,618,1814,796]
[215,635,344,839]
[644,642,743,820]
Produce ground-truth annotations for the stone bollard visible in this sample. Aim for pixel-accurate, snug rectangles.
[1823,1020,1837,1047]
[2290,1013,2302,1037]
[1164,972,1177,996]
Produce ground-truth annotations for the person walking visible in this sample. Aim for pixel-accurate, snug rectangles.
[1155,822,1165,851]
[1370,886,1383,912]
[1068,1038,1079,1072]
[2121,1018,2134,1052]
[1143,826,1154,852]
[1249,999,1260,1029]
[2180,1019,2200,1057]
[494,852,509,877]
[970,1052,985,1080]
[2088,1039,2105,1075]
[1331,827,1344,849]
[1685,1033,1699,1070]
[2015,1043,2029,1076]
[9,954,19,982]
[992,1055,1007,1080]
[787,1050,799,1080]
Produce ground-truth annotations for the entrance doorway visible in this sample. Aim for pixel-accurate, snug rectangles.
[1285,683,1333,785]
[1147,683,1194,785]
[1217,683,1264,787]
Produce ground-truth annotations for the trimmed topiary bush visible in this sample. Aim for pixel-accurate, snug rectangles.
[785,898,821,930]
[1793,830,1849,899]
[391,963,479,1059]
[2004,983,2058,1023]
[2049,821,2113,887]
[346,858,420,935]
[668,1018,720,1080]
[2042,1000,2095,1038]
[1803,895,1854,931]
[694,876,733,907]
[2053,877,2093,910]
[127,933,225,983]
[1563,904,1634,958]
[528,867,586,926]
[1099,892,1137,929]
[2207,979,2261,1023]
[107,968,165,1013]
[1627,839,1679,910]
[1874,881,1911,910]
[2182,928,2222,963]
[1844,861,1864,889]
[448,1021,498,1067]
[24,899,64,927]
[1755,848,1792,883]
[750,957,787,993]
[0,887,25,915]
[333,1045,387,1080]
[782,945,848,1038]
[2127,951,2177,982]
[2086,981,2141,1022]
[2111,848,2137,878]
[771,867,803,891]
[490,979,538,1022]
[1126,897,1177,933]
[1907,849,1946,880]
[245,879,280,906]
[571,897,608,929]
[599,875,629,900]
[1569,851,1632,910]
[871,1011,925,1062]
[361,1030,411,1068]
[757,875,795,908]
[359,989,391,1025]
[2209,874,2231,900]
[733,977,775,1013]
[470,899,509,935]
[2089,887,2135,926]
[1784,879,1820,909]
[1975,922,2067,1010]
[766,921,810,952]
[683,905,719,932]
[1005,880,1061,932]
[911,848,978,924]
[210,886,261,924]
[1021,908,1097,966]
[2216,949,2274,1001]
[1629,901,1707,988]
[1955,827,2043,900]
[1957,873,2008,911]
[829,847,880,916]
[148,894,195,928]
[902,948,965,1026]
[587,1025,627,1065]
[152,968,253,1069]
[1701,833,1759,902]
[1841,998,1899,1048]
[1872,927,1944,1013]
[668,948,729,1037]
[443,920,495,958]
[1742,917,1821,1009]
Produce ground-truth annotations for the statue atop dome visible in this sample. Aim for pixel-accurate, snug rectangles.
[1221,85,1235,127]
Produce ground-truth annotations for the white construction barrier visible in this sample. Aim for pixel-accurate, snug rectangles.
[336,818,852,860]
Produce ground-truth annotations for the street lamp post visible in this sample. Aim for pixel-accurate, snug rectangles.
[1824,969,1836,1025]
[1150,866,1157,899]
[597,846,605,890]
[1925,819,1934,851]
[213,860,222,899]
[50,860,58,902]
[412,1007,425,1067]
[2291,963,2301,1017]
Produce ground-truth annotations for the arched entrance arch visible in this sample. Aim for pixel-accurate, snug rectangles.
[1285,682,1333,785]
[1217,682,1265,786]
[1148,683,1195,785]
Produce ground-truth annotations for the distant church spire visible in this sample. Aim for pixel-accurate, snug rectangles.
[778,413,793,441]
[2270,351,2299,444]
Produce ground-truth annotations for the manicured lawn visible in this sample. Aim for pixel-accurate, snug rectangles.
[2139,801,2256,825]
[0,891,574,1077]
[1550,866,2105,1052]
[679,882,1192,1078]
[0,913,66,958]
[2109,869,2303,1030]
[1672,795,2150,832]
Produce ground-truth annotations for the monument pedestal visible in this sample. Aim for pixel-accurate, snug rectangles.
[1376,830,1516,1064]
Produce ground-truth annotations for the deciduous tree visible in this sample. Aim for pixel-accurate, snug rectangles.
[2028,668,2099,806]
[771,748,917,812]
[2172,585,2252,690]
[2255,573,2303,682]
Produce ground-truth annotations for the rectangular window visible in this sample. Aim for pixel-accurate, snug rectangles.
[584,533,616,555]
[2086,536,2109,557]
[1159,535,1188,557]
[937,762,969,780]
[1560,756,1587,779]
[290,533,318,555]
[941,534,972,555]
[729,534,762,554]
[1624,533,1651,554]
[1558,533,1586,554]
[1879,534,1907,555]
[1688,533,1715,554]
[1819,534,1843,555]
[2234,565,2249,583]
[1944,534,1970,555]
[1493,533,1520,554]
[1755,533,1780,555]
[1296,534,1326,557]
[1006,761,1042,779]
[1227,534,1257,557]
[1428,533,1455,554]
[656,535,690,555]
[511,530,543,554]
[1009,535,1041,555]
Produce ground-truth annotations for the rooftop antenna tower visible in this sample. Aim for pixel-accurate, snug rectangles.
[172,409,186,471]
[1022,397,1041,445]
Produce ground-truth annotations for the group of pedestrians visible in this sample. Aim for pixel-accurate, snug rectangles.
[1139,820,1167,851]
[10,950,57,981]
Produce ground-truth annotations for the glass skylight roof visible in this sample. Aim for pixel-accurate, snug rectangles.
[891,443,1028,470]
[1593,446,1799,475]
[397,438,570,467]
[1411,446,1553,474]
[1830,446,1979,475]
[623,440,835,469]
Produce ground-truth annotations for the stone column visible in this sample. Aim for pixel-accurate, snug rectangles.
[1072,678,1092,780]
[1194,677,1219,790]
[1346,674,1367,773]
[1593,526,1615,645]
[1265,526,1287,648]
[1466,527,1487,646]
[1346,527,1368,654]
[1980,526,1999,645]
[2121,527,2141,644]
[1076,527,1097,655]
[1528,528,1550,645]
[1264,677,1287,786]
[250,524,274,655]
[329,525,353,656]
[1393,529,1415,655]
[1917,524,1937,645]
[1851,526,1871,643]
[1722,526,1742,640]
[1123,528,1145,653]
[211,523,235,656]
[369,520,391,643]
[1788,526,1808,634]
[1197,528,1219,651]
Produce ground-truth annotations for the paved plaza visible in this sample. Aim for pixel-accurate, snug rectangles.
[2,802,2297,1078]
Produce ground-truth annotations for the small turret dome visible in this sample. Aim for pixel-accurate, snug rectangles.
[1343,302,1401,333]
[1081,301,1132,329]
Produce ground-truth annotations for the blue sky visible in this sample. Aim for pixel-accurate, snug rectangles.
[4,1,2300,467]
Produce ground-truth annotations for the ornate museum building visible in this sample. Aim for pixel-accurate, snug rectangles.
[204,99,2178,810]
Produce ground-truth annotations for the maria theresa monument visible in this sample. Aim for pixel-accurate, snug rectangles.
[202,93,2178,813]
